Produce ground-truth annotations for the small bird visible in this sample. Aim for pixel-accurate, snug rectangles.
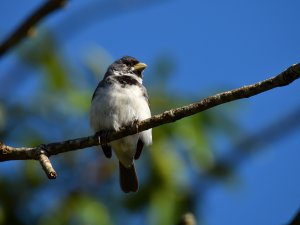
[90,56,152,193]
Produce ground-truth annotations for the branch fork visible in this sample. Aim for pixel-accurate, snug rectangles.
[37,145,57,179]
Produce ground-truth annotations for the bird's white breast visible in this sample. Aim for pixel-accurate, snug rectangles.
[90,80,152,167]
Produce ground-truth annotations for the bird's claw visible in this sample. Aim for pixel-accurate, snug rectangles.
[96,130,110,145]
[132,119,139,133]
[95,130,112,158]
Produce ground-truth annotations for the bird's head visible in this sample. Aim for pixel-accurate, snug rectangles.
[106,56,147,79]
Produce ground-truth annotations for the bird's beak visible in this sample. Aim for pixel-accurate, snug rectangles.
[133,62,147,71]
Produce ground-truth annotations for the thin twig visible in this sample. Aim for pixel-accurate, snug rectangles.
[38,145,57,179]
[39,153,57,179]
[0,63,299,178]
[0,0,67,58]
[288,208,300,225]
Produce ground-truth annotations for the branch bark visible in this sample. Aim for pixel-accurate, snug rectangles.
[38,146,57,179]
[0,0,67,58]
[0,63,300,178]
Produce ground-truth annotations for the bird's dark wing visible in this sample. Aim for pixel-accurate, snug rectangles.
[134,139,144,160]
[96,130,113,158]
[141,85,150,107]
[92,80,104,101]
[91,78,113,101]
[101,145,112,158]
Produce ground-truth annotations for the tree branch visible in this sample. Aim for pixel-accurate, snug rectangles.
[38,145,57,179]
[288,208,300,225]
[0,0,67,58]
[0,63,300,178]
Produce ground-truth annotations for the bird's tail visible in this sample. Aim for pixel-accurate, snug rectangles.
[119,161,138,193]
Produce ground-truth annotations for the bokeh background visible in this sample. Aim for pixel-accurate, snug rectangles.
[0,0,300,224]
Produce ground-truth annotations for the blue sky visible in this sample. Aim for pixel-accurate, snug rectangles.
[1,0,300,224]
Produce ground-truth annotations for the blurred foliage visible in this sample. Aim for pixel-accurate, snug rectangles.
[1,0,300,224]
[0,28,243,225]
[38,193,113,225]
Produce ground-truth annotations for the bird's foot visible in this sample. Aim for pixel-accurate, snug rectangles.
[95,130,112,158]
[132,119,140,133]
[96,130,111,145]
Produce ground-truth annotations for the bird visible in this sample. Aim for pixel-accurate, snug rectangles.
[90,56,152,193]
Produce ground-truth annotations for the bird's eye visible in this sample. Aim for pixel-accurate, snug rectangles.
[126,62,133,67]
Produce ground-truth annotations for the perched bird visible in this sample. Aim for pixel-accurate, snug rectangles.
[90,56,152,193]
